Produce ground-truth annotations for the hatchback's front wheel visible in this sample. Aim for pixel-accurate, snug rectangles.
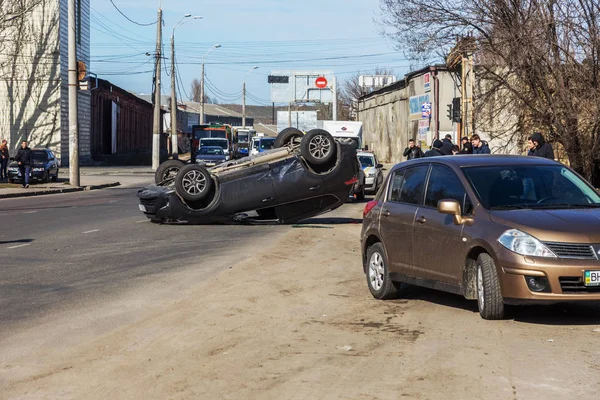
[366,243,399,300]
[476,253,505,320]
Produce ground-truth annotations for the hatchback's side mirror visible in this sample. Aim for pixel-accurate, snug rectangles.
[376,163,383,169]
[437,199,473,225]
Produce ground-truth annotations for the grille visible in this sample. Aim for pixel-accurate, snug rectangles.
[559,277,600,294]
[139,198,157,207]
[543,242,597,260]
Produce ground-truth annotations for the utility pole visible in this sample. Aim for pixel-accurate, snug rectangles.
[170,34,178,160]
[332,76,337,121]
[200,44,221,125]
[200,61,205,124]
[151,7,162,171]
[68,0,79,186]
[242,66,258,129]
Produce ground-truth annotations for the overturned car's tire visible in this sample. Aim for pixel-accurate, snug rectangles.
[175,164,213,202]
[155,160,184,183]
[275,127,304,148]
[301,129,337,166]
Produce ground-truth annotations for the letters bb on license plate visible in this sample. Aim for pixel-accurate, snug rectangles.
[584,270,600,286]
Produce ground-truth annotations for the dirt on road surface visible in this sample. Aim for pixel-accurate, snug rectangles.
[2,203,600,399]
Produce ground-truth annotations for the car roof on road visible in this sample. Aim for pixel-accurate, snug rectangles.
[393,154,559,170]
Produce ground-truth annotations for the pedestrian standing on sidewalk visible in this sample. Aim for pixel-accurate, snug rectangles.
[459,137,473,154]
[471,134,491,154]
[402,139,424,160]
[0,139,9,180]
[440,134,454,155]
[14,140,33,188]
[424,140,444,157]
[527,132,554,160]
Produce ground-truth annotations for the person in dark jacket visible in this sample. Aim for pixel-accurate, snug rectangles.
[403,139,424,160]
[0,139,9,180]
[459,137,473,154]
[528,132,554,160]
[451,145,460,155]
[471,134,491,154]
[424,139,444,157]
[440,134,454,155]
[14,140,33,188]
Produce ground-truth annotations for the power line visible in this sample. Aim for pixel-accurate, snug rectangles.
[109,0,157,26]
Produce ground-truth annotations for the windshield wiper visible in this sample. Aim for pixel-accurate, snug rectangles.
[489,205,530,210]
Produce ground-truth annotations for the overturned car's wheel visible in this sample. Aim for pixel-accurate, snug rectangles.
[301,129,337,166]
[274,127,304,148]
[155,160,184,183]
[175,164,213,202]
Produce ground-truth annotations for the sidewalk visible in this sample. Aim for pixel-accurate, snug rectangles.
[0,166,155,199]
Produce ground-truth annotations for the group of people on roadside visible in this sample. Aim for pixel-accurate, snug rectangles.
[403,132,554,160]
[0,140,34,188]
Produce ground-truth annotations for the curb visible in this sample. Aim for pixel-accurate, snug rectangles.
[0,182,121,199]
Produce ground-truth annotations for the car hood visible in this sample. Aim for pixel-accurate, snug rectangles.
[490,208,600,243]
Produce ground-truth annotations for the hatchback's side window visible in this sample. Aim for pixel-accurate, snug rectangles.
[398,166,429,205]
[425,165,468,210]
[388,170,406,202]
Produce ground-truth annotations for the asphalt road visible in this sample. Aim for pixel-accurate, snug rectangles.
[0,184,288,335]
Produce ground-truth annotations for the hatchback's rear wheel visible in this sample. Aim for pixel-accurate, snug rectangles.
[366,243,398,300]
[274,127,304,148]
[174,164,213,202]
[155,160,184,183]
[476,253,505,320]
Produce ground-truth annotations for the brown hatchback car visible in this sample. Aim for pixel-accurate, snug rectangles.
[361,155,600,319]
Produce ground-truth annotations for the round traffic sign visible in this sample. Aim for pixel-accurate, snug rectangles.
[315,76,328,89]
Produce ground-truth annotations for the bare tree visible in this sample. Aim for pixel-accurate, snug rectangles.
[379,0,600,185]
[190,78,214,104]
[340,68,395,120]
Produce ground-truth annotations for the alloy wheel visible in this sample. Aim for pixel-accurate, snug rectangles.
[369,252,385,291]
[181,170,206,195]
[308,135,332,160]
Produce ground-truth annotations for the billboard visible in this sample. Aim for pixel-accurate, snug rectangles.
[269,71,334,103]
[409,94,431,119]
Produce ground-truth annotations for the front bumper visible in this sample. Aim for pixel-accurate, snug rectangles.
[495,247,600,302]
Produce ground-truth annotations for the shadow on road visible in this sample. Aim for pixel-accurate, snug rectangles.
[395,285,600,325]
[0,239,34,245]
[297,217,363,225]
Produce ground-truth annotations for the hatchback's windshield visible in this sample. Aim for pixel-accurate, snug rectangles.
[260,139,275,150]
[358,155,375,168]
[33,151,48,163]
[463,165,600,209]
[198,147,224,155]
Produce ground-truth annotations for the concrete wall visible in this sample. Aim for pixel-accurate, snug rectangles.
[357,68,458,165]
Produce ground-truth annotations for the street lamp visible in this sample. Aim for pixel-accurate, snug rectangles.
[170,14,202,160]
[200,44,221,124]
[242,66,258,128]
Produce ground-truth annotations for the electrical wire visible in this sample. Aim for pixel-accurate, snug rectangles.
[109,0,157,26]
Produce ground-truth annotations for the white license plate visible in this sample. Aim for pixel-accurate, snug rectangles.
[584,270,600,286]
[139,204,146,212]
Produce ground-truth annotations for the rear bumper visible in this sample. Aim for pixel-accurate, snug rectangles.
[495,247,600,302]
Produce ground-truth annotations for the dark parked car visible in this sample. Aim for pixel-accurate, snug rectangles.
[7,148,59,183]
[138,129,360,224]
[361,155,600,320]
[195,146,228,167]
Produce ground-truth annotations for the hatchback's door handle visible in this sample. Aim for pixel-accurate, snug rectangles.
[382,209,391,217]
[309,185,321,191]
[262,197,274,203]
[416,216,427,224]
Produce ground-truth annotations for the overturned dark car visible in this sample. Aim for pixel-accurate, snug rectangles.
[137,129,360,224]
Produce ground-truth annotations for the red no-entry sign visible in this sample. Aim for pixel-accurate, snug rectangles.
[315,76,328,88]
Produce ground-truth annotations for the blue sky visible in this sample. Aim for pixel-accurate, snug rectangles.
[91,0,410,105]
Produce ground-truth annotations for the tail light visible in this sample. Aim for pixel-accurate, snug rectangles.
[345,176,358,186]
[363,200,378,217]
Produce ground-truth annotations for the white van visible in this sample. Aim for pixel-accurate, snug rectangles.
[322,121,363,150]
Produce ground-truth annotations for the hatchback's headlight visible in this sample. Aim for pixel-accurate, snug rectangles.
[368,172,375,178]
[498,229,556,258]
